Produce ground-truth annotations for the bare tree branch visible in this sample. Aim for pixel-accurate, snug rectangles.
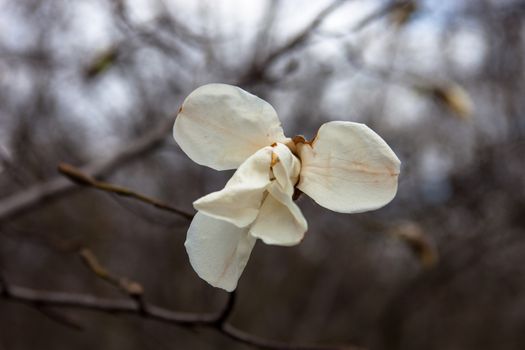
[0,250,360,349]
[0,282,218,324]
[0,277,361,350]
[0,117,175,224]
[59,163,194,221]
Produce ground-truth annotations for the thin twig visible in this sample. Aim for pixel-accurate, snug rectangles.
[214,290,236,327]
[315,0,415,37]
[79,247,150,314]
[58,163,194,221]
[221,324,363,350]
[79,248,145,296]
[0,117,175,224]
[33,306,85,331]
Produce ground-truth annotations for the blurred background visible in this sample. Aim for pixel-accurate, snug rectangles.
[1,0,525,349]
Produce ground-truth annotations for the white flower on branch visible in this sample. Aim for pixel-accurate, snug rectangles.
[174,84,401,291]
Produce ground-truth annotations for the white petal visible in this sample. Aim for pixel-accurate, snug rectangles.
[298,121,401,213]
[185,212,256,292]
[193,147,272,227]
[249,182,307,246]
[271,143,301,196]
[174,84,289,171]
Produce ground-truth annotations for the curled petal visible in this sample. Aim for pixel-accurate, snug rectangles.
[250,182,307,246]
[298,121,401,213]
[193,147,272,227]
[185,212,256,292]
[174,84,288,171]
[271,143,301,196]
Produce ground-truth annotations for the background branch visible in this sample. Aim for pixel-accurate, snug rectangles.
[0,117,175,224]
[240,0,348,84]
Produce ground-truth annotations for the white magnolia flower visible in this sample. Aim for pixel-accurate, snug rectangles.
[174,83,401,291]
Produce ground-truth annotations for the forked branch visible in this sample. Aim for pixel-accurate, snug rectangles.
[0,272,361,350]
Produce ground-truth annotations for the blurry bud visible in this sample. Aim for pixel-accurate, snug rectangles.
[389,221,438,268]
[84,46,119,79]
[431,83,473,119]
[416,82,473,119]
[390,0,418,27]
[119,278,144,296]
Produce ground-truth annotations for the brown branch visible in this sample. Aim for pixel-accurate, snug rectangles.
[2,273,82,331]
[79,248,145,296]
[80,249,360,349]
[0,275,360,350]
[0,282,218,324]
[78,247,150,314]
[0,117,175,224]
[58,163,194,221]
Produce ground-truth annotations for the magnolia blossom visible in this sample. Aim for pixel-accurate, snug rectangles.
[174,84,400,291]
